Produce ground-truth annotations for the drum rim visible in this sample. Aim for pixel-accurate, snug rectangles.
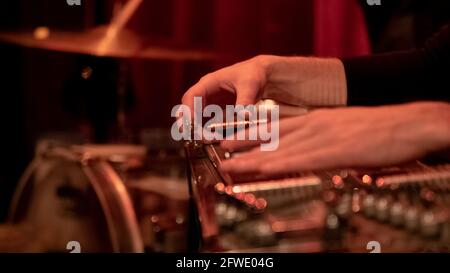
[83,160,144,253]
[9,144,145,253]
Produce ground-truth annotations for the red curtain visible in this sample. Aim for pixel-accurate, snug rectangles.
[212,0,371,60]
[314,0,371,58]
[128,0,372,128]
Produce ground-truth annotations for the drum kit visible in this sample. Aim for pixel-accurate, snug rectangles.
[0,0,214,253]
[0,0,321,253]
[0,25,217,61]
[0,0,219,142]
[7,136,190,253]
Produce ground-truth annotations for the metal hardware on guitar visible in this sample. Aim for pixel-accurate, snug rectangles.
[186,140,450,253]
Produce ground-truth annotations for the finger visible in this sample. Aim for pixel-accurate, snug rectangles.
[260,146,347,175]
[234,79,262,106]
[219,155,263,174]
[237,126,319,162]
[182,74,223,114]
[219,126,320,173]
[220,123,270,152]
[220,139,264,153]
[267,123,319,150]
[278,115,310,137]
[221,115,308,152]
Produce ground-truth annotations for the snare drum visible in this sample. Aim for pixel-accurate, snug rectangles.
[9,139,189,253]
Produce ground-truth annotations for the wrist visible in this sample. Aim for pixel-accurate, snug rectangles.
[252,55,285,76]
[259,55,348,107]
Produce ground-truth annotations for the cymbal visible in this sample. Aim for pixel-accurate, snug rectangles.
[0,26,216,61]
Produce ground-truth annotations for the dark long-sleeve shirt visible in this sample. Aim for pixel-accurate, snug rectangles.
[343,23,450,105]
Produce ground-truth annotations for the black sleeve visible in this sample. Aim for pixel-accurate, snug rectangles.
[343,23,450,106]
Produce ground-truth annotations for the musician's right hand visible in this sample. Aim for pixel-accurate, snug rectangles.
[182,55,270,112]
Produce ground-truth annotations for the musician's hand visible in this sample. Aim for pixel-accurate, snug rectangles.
[220,102,450,175]
[181,55,347,112]
[182,56,270,111]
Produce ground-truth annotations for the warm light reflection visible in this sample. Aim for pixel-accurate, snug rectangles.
[33,27,50,40]
[214,182,225,193]
[244,193,256,205]
[376,178,385,188]
[362,175,372,185]
[234,192,245,201]
[332,175,344,188]
[81,66,93,80]
[225,186,233,195]
[255,198,268,210]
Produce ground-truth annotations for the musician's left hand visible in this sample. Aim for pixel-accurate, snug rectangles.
[220,102,450,175]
